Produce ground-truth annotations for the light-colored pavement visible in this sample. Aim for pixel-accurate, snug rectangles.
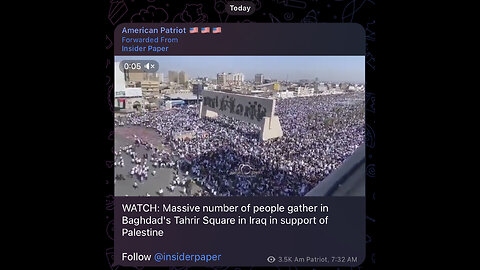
[114,126,203,197]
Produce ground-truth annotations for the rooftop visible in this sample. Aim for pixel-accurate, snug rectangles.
[164,93,199,101]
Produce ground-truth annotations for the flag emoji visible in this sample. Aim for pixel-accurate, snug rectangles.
[189,27,198,33]
[212,27,221,34]
[201,27,210,33]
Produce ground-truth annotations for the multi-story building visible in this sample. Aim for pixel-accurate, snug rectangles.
[217,72,227,85]
[178,71,188,85]
[255,74,264,85]
[168,71,179,83]
[217,72,244,86]
[141,80,160,96]
[231,73,244,85]
[157,73,164,83]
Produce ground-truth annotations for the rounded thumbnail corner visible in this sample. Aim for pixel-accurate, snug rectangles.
[351,250,367,268]
[114,22,130,34]
[350,22,366,37]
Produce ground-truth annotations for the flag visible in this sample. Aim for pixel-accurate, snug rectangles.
[189,27,198,33]
[201,27,210,33]
[212,27,221,34]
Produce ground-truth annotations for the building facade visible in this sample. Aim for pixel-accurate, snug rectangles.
[178,71,188,85]
[168,71,179,83]
[217,72,244,86]
[114,88,144,112]
[255,74,264,85]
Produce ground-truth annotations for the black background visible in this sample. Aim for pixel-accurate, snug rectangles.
[102,1,377,269]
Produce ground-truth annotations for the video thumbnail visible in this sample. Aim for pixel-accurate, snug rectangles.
[114,56,365,197]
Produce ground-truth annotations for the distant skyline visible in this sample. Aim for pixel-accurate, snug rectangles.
[115,56,365,84]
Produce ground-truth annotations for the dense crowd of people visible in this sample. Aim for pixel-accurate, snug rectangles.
[115,92,365,196]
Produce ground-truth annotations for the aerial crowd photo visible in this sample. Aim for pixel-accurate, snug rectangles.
[114,56,365,197]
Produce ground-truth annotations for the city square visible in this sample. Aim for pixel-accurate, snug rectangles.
[114,56,365,197]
